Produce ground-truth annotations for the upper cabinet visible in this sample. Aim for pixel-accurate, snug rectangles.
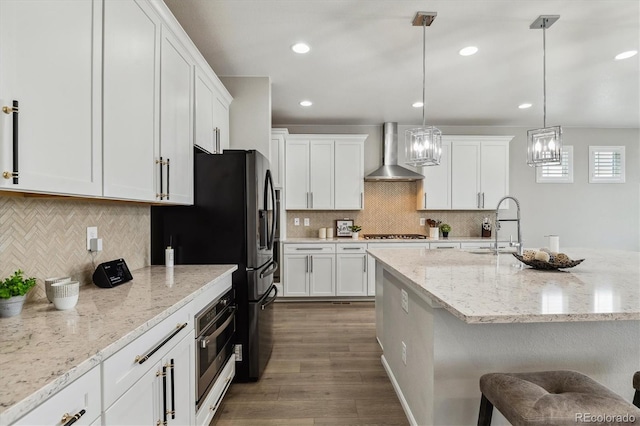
[270,128,288,188]
[417,140,451,210]
[0,0,102,196]
[0,0,231,205]
[103,0,159,202]
[284,134,366,210]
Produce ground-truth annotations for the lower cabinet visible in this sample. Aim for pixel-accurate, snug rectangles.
[283,244,335,296]
[336,244,368,296]
[12,365,101,426]
[195,354,235,426]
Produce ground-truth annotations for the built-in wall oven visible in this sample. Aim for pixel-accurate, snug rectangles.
[195,288,235,409]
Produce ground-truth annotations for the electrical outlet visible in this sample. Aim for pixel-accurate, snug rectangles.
[420,218,426,226]
[294,218,300,226]
[234,344,242,362]
[304,218,310,226]
[401,341,407,365]
[86,226,98,250]
[401,289,409,313]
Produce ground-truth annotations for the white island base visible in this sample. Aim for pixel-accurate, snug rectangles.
[375,261,640,426]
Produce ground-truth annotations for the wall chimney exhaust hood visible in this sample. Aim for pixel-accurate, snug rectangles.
[365,122,425,181]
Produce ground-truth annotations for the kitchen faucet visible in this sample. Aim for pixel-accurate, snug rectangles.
[495,196,523,255]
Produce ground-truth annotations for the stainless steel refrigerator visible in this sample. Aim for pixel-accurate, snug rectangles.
[151,149,278,382]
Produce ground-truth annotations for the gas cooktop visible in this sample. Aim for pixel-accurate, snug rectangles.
[363,234,428,240]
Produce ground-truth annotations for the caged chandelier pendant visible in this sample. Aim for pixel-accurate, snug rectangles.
[405,12,441,167]
[527,15,562,167]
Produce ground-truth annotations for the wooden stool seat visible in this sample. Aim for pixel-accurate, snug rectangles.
[478,370,640,426]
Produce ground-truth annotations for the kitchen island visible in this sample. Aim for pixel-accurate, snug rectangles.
[0,264,236,425]
[367,247,640,425]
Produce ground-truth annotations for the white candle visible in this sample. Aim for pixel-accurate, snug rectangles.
[549,235,560,253]
[319,227,327,239]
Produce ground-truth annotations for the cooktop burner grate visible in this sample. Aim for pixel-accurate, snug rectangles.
[363,234,428,240]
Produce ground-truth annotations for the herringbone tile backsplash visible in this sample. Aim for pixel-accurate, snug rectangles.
[0,195,150,301]
[287,182,492,237]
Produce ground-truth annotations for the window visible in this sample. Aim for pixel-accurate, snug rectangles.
[536,146,573,183]
[589,146,625,183]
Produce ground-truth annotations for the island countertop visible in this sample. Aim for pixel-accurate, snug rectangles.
[367,247,640,324]
[0,264,236,424]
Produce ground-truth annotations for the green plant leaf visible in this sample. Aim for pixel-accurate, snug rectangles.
[0,270,37,299]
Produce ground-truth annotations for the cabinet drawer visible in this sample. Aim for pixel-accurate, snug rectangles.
[337,243,367,253]
[102,302,192,408]
[13,365,101,426]
[195,355,235,426]
[429,242,461,249]
[283,243,335,254]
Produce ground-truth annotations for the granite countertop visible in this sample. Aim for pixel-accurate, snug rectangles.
[0,264,236,424]
[367,247,640,324]
[283,236,506,244]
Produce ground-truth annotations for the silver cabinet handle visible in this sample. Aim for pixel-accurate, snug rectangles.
[360,192,364,209]
[342,247,362,250]
[216,127,221,153]
[424,193,427,208]
[305,255,308,273]
[310,192,313,209]
[166,158,170,201]
[295,247,323,251]
[477,192,481,209]
[309,255,313,273]
[363,255,367,272]
[434,246,455,249]
[306,192,309,208]
[482,192,485,209]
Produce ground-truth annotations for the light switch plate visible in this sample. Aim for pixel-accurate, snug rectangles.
[294,218,300,226]
[304,218,310,227]
[420,218,426,226]
[86,226,98,250]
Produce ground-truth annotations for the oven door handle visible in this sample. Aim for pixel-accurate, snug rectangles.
[199,307,236,349]
[260,285,278,310]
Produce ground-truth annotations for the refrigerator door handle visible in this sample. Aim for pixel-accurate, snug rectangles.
[259,261,278,279]
[264,169,277,250]
[260,285,278,310]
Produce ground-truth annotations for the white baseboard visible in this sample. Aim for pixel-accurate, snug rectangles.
[381,355,417,426]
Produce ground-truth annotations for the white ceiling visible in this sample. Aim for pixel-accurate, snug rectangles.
[165,0,640,128]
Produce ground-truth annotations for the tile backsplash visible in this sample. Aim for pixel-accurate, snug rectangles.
[286,182,492,238]
[0,195,150,301]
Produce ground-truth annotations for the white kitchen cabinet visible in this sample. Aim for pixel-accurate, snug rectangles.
[102,0,159,201]
[195,355,234,426]
[194,68,230,155]
[159,25,194,204]
[12,365,101,426]
[270,128,288,188]
[285,134,367,210]
[336,244,368,296]
[429,242,461,249]
[335,139,365,209]
[0,0,102,196]
[417,140,451,210]
[450,137,512,210]
[282,244,335,296]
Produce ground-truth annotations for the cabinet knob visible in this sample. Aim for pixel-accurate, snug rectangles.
[2,105,18,114]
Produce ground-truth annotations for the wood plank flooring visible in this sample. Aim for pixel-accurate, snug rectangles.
[212,302,408,426]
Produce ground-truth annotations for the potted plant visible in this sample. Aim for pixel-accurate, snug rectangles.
[349,225,362,240]
[440,223,451,238]
[0,270,37,318]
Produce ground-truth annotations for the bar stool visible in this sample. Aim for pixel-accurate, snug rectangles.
[634,371,640,408]
[478,370,640,426]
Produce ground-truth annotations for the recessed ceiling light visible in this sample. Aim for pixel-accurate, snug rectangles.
[615,50,638,60]
[291,43,310,54]
[518,103,533,109]
[459,46,478,56]
[412,102,423,108]
[299,100,312,107]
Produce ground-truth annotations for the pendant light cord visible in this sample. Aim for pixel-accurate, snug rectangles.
[422,19,427,128]
[542,20,547,128]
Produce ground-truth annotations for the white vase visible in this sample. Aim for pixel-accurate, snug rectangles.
[0,294,26,318]
[352,232,359,240]
[429,227,439,240]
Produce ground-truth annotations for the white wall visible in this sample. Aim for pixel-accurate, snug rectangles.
[279,122,639,251]
[221,76,271,158]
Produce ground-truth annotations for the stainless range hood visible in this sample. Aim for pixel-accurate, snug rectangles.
[365,122,424,181]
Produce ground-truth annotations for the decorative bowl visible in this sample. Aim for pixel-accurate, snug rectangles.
[512,253,584,270]
[50,281,79,310]
[45,276,71,303]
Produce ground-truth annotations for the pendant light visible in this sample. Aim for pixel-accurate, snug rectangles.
[405,12,441,167]
[527,15,562,167]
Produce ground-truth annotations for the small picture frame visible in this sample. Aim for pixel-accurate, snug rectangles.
[336,219,354,237]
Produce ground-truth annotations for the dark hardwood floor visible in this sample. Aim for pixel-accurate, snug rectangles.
[212,302,409,425]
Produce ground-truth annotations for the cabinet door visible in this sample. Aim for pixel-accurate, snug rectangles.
[334,140,364,210]
[283,255,309,296]
[309,254,335,296]
[285,140,310,209]
[367,254,376,296]
[480,142,509,210]
[213,90,230,152]
[0,0,101,196]
[336,254,367,296]
[451,141,481,210]
[309,140,334,209]
[194,68,216,154]
[104,362,160,426]
[417,140,451,210]
[164,332,194,425]
[160,26,193,204]
[103,0,158,201]
[270,132,285,189]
